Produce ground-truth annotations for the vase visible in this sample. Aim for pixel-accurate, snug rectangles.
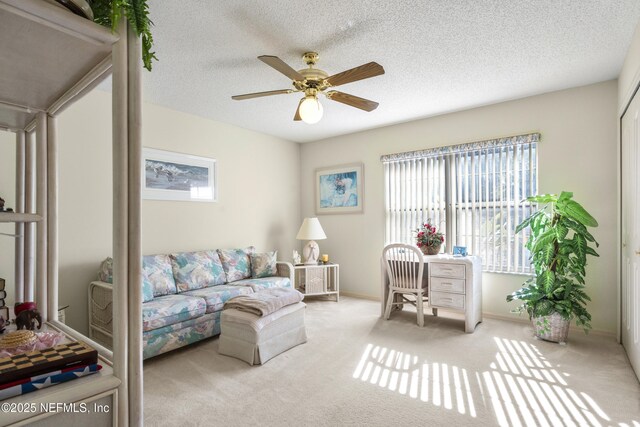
[532,312,570,343]
[420,243,441,255]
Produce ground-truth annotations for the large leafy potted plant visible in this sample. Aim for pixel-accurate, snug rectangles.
[506,192,599,343]
[91,0,157,71]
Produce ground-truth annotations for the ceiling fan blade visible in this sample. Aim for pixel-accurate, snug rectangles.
[231,89,292,100]
[326,91,379,112]
[294,98,303,121]
[258,55,305,81]
[325,62,384,87]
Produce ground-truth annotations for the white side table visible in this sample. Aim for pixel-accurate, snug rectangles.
[294,263,339,301]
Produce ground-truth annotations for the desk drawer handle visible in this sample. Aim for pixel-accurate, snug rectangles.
[441,282,452,286]
[440,297,453,302]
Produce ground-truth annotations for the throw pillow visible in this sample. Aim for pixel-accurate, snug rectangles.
[143,254,178,296]
[217,247,255,283]
[250,251,278,278]
[140,270,155,303]
[170,251,226,292]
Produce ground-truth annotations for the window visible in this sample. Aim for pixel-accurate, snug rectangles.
[382,133,539,273]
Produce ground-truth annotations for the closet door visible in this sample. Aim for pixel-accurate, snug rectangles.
[621,89,640,379]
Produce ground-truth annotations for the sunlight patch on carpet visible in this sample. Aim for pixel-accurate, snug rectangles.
[353,339,639,426]
[483,337,629,427]
[352,343,477,417]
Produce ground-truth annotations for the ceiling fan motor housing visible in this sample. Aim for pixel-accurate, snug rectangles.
[295,68,330,91]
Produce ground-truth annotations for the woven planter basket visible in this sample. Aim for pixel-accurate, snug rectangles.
[420,243,442,256]
[532,312,570,343]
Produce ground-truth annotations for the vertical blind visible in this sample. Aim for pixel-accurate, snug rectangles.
[382,133,539,274]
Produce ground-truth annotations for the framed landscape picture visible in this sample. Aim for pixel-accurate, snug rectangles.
[316,163,364,214]
[142,148,216,202]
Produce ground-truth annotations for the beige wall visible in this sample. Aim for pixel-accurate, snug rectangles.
[54,90,299,335]
[300,80,618,334]
[0,131,16,309]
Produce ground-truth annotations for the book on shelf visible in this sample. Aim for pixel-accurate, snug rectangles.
[0,363,102,400]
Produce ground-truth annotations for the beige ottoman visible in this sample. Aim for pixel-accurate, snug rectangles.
[219,302,307,365]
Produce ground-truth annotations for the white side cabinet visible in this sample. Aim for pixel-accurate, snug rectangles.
[294,264,339,301]
[426,255,482,333]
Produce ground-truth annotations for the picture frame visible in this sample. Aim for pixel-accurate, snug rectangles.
[142,148,216,202]
[316,163,364,214]
[453,246,468,256]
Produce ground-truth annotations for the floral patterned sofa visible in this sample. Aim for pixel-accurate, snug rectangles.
[88,247,293,359]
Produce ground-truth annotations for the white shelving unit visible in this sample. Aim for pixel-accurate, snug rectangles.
[0,1,143,425]
[0,213,42,223]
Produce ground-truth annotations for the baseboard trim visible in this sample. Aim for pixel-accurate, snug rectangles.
[338,295,618,339]
[483,312,617,339]
[483,312,530,324]
[340,291,381,301]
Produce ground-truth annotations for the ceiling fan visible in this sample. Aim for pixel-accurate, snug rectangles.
[231,52,385,124]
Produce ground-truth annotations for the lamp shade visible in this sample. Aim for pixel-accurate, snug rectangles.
[296,217,327,240]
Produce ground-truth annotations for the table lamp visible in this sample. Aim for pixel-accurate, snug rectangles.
[296,217,327,265]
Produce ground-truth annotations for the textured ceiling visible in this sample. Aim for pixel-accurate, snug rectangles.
[138,0,640,143]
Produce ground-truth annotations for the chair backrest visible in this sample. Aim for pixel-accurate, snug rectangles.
[382,243,425,290]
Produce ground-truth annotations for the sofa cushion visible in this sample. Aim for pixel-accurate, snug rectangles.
[182,284,254,313]
[143,254,177,297]
[232,276,292,292]
[142,294,206,332]
[143,312,220,360]
[170,251,226,292]
[250,251,277,278]
[218,247,255,282]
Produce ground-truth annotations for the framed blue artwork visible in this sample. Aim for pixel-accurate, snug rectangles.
[316,163,364,214]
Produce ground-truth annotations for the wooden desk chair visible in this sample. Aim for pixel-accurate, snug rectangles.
[383,243,429,327]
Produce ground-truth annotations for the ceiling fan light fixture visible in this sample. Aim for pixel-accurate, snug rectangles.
[299,95,323,124]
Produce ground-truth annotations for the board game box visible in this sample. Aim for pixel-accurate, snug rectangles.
[0,341,97,385]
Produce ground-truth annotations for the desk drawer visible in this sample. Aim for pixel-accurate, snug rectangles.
[430,263,465,279]
[430,277,465,294]
[431,291,465,309]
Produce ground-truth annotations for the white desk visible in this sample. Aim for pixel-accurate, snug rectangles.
[380,254,482,333]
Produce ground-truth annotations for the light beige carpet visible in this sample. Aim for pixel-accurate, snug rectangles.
[144,297,640,426]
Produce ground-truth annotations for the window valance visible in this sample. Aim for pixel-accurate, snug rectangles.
[380,132,541,163]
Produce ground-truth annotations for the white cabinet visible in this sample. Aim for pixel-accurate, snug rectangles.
[294,264,339,301]
[426,255,482,332]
